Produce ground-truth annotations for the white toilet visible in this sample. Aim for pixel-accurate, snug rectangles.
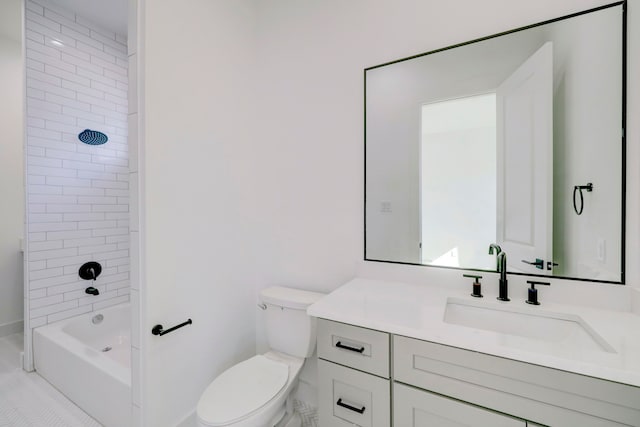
[196,286,324,427]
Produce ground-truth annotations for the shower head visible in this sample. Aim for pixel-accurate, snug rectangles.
[78,129,108,145]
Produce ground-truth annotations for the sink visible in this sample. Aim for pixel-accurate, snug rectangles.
[443,298,616,353]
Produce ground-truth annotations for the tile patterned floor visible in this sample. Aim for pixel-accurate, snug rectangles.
[0,333,100,427]
[294,398,319,427]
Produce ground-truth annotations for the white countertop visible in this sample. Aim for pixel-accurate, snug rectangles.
[307,278,640,388]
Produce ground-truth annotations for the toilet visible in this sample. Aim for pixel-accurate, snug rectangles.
[196,286,324,427]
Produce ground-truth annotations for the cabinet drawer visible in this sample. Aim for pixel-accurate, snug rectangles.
[317,319,389,377]
[394,383,525,426]
[318,359,390,427]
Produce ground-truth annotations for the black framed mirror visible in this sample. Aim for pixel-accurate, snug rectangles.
[364,2,626,284]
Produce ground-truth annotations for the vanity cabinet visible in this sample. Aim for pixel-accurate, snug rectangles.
[317,319,640,427]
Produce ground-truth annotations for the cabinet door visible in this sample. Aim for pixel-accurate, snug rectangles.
[394,383,525,427]
[318,359,390,427]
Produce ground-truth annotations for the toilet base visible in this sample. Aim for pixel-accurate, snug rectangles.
[276,411,301,427]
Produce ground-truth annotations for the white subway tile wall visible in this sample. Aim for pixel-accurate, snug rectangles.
[25,0,129,326]
[128,0,142,422]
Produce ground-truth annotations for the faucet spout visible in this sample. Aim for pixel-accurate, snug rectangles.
[496,251,510,301]
[488,243,502,255]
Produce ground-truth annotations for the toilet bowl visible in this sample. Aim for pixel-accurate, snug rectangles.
[197,352,303,427]
[196,286,324,427]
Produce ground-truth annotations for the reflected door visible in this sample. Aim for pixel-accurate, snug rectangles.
[496,42,553,275]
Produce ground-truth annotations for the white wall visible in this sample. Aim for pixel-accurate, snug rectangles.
[252,0,639,288]
[24,0,129,329]
[139,1,259,425]
[0,0,25,337]
[548,7,623,281]
[252,0,640,409]
[138,0,640,424]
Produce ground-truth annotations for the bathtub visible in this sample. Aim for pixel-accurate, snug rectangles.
[33,303,132,427]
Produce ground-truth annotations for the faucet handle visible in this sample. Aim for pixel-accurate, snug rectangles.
[522,258,544,269]
[463,274,483,298]
[525,280,550,305]
[79,261,102,281]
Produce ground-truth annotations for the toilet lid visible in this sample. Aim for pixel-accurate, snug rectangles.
[197,355,289,426]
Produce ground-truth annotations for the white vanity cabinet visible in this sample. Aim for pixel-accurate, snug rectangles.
[316,319,640,427]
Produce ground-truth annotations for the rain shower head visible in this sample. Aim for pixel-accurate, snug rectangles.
[78,129,108,145]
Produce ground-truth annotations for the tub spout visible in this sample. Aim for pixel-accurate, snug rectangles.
[85,286,100,296]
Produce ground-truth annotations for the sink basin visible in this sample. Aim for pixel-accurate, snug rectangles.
[443,298,615,353]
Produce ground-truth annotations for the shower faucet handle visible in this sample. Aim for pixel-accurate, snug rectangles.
[79,261,102,280]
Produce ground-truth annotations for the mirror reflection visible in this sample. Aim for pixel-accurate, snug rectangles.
[365,3,624,282]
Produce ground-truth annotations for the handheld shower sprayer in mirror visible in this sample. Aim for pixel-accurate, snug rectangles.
[364,2,624,283]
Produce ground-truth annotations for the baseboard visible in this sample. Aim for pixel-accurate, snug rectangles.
[0,319,23,337]
[175,410,196,427]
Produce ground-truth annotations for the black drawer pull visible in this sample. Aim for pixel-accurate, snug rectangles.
[335,341,365,353]
[336,398,366,414]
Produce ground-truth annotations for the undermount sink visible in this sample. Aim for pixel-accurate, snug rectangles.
[443,298,616,353]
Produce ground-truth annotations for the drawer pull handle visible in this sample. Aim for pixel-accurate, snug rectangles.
[335,341,365,353]
[336,398,366,414]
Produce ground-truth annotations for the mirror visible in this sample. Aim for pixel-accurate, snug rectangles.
[365,2,625,283]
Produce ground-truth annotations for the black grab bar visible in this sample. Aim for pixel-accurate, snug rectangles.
[151,319,192,336]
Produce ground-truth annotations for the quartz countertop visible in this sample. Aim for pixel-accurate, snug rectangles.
[307,278,640,388]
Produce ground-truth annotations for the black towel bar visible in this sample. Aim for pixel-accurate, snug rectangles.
[152,319,192,336]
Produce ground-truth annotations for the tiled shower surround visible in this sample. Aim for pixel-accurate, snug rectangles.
[25,0,129,327]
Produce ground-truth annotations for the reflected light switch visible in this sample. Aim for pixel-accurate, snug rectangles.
[380,201,392,213]
[597,238,606,262]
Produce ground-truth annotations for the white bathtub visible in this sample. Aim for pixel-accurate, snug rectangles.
[33,303,132,427]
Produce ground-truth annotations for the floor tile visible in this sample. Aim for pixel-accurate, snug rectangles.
[0,334,101,427]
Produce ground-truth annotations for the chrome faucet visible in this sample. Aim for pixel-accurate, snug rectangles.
[496,251,509,301]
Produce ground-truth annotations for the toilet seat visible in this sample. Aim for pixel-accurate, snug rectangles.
[197,355,289,426]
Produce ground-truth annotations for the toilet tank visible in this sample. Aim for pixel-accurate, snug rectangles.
[260,286,325,358]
